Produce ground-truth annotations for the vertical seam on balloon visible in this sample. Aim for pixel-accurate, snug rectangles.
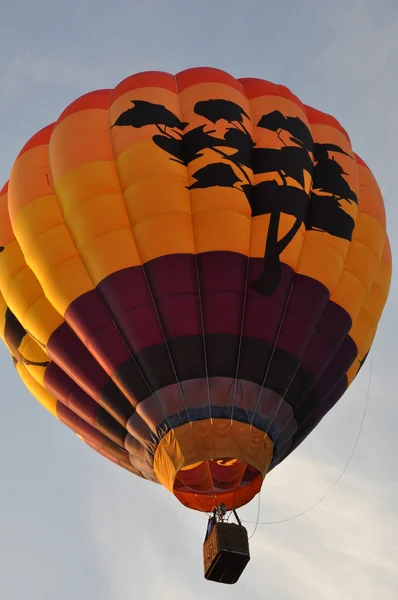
[0,238,111,446]
[106,83,198,468]
[174,72,217,512]
[253,127,315,449]
[46,96,167,479]
[43,137,150,422]
[10,324,113,451]
[104,91,180,425]
[263,115,363,462]
[2,178,131,437]
[229,78,256,510]
[274,263,379,460]
[0,233,130,436]
[244,90,317,465]
[31,361,150,476]
[270,145,363,447]
[228,92,255,414]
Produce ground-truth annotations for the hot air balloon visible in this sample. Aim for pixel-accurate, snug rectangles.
[0,67,391,584]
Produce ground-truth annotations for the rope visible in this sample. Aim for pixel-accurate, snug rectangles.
[245,347,374,536]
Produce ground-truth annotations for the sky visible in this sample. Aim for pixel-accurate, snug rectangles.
[0,1,397,598]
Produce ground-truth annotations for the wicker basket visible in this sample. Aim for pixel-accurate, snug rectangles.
[203,522,250,584]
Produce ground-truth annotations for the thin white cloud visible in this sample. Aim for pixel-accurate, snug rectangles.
[248,457,398,599]
[79,443,398,599]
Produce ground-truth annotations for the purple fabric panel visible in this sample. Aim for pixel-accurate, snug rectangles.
[44,360,130,427]
[65,290,132,372]
[313,335,357,401]
[47,322,110,398]
[98,267,165,351]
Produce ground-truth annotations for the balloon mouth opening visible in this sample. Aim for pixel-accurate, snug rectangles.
[173,458,263,512]
[153,419,274,512]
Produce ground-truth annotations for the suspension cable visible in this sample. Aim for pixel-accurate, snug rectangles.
[245,347,374,537]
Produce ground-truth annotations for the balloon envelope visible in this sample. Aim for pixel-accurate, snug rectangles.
[0,67,391,512]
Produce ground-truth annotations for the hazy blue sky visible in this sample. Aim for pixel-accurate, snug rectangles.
[0,1,397,598]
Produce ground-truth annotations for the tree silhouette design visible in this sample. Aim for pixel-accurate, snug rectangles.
[257,110,313,149]
[187,163,242,189]
[112,100,189,132]
[113,99,358,296]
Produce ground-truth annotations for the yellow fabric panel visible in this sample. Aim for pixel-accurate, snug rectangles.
[114,141,195,260]
[362,279,389,325]
[49,109,113,180]
[0,239,28,300]
[0,324,48,391]
[382,236,392,267]
[343,239,379,293]
[124,174,192,223]
[0,192,63,345]
[50,108,146,286]
[376,250,392,297]
[18,335,48,386]
[7,248,49,313]
[346,251,392,384]
[8,145,53,219]
[11,193,65,243]
[193,210,251,255]
[0,192,14,247]
[24,294,63,348]
[1,242,54,332]
[154,419,273,493]
[133,213,195,261]
[9,211,92,315]
[0,285,49,391]
[55,163,121,213]
[355,163,386,228]
[330,271,367,323]
[116,142,187,195]
[350,212,385,263]
[76,229,139,285]
[189,185,252,219]
[0,292,7,335]
[329,157,388,321]
[297,232,348,290]
[42,255,92,314]
[9,143,93,314]
[15,362,58,417]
